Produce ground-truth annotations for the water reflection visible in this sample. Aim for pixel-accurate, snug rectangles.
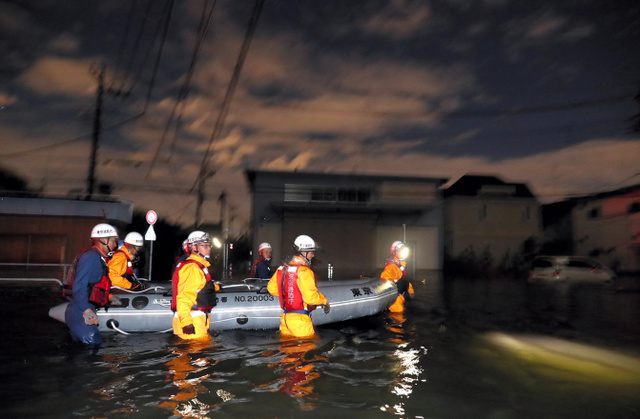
[3,277,639,417]
[158,340,218,417]
[259,337,327,410]
[480,332,640,386]
[380,311,428,415]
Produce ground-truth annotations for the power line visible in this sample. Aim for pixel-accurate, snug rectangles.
[125,0,171,94]
[147,0,217,179]
[115,0,153,93]
[235,93,633,119]
[193,0,265,227]
[0,112,146,159]
[0,0,174,161]
[140,0,175,113]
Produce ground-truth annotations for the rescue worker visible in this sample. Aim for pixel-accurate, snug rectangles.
[380,241,415,313]
[63,223,119,346]
[268,235,330,338]
[250,242,272,279]
[108,232,147,290]
[171,231,220,340]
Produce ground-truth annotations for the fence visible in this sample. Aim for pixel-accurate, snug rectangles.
[0,263,71,283]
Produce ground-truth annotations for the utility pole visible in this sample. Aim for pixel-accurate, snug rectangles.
[219,191,228,280]
[87,64,105,199]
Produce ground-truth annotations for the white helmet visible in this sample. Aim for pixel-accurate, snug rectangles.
[293,235,317,253]
[124,232,144,246]
[258,242,272,252]
[91,223,118,239]
[187,230,211,245]
[390,241,405,256]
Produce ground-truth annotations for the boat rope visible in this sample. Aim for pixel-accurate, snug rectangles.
[108,323,131,335]
[210,316,280,324]
[111,286,168,293]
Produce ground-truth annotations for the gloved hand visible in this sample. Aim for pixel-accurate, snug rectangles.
[323,302,331,314]
[182,324,195,335]
[109,295,122,306]
[83,308,98,325]
[130,279,148,291]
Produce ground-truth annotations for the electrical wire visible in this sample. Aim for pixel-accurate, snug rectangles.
[194,0,265,192]
[147,0,217,179]
[233,93,633,119]
[116,0,153,93]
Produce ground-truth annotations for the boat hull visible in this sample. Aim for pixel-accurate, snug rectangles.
[49,277,398,333]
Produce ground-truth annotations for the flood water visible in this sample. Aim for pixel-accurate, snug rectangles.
[1,275,639,418]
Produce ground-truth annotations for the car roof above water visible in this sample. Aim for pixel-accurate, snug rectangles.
[532,255,602,267]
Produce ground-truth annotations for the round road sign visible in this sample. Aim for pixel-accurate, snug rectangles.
[146,210,158,225]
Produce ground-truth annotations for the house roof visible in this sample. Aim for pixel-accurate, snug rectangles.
[443,175,535,198]
[0,196,133,223]
[245,169,448,188]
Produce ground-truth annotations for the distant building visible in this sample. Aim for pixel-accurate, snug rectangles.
[246,170,447,279]
[443,175,541,263]
[571,184,640,272]
[0,196,133,279]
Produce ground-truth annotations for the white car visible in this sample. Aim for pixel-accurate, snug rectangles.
[528,256,617,283]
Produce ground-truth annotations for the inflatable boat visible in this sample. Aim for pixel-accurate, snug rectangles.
[49,277,398,333]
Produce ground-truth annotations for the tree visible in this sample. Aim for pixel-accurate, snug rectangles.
[0,166,31,194]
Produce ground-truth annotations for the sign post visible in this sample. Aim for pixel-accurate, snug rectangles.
[145,210,157,281]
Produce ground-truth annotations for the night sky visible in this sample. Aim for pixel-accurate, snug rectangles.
[1,0,639,231]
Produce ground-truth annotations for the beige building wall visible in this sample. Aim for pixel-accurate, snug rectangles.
[445,197,540,260]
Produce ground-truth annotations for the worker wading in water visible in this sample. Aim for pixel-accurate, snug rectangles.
[380,241,415,313]
[268,235,330,338]
[63,223,119,346]
[171,231,220,341]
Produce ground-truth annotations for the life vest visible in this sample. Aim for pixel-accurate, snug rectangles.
[63,247,111,307]
[249,258,261,278]
[112,249,134,280]
[250,257,270,278]
[383,258,406,276]
[382,258,410,296]
[170,259,217,312]
[276,265,308,314]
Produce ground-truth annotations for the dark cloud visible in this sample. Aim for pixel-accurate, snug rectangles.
[0,0,638,229]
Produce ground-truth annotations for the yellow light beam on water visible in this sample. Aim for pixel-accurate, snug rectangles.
[481,332,640,386]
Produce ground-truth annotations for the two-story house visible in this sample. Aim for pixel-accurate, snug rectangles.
[443,175,541,264]
[572,185,640,272]
[246,170,447,280]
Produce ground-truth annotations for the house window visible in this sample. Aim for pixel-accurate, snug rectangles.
[525,206,531,221]
[629,202,640,214]
[588,207,601,219]
[284,184,371,203]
